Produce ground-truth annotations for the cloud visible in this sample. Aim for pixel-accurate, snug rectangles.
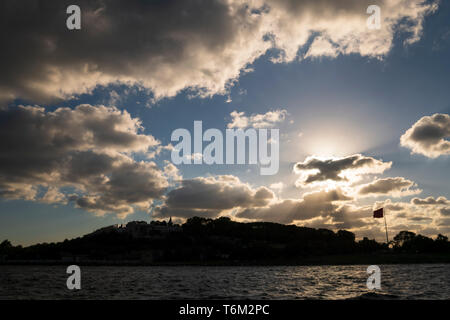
[41,187,67,204]
[227,109,288,129]
[304,36,339,59]
[294,154,392,187]
[358,177,421,197]
[386,203,407,212]
[262,0,437,62]
[153,175,274,219]
[152,168,447,239]
[325,204,374,230]
[163,161,182,181]
[233,182,445,237]
[147,143,174,159]
[235,188,352,224]
[0,104,168,216]
[0,182,37,201]
[400,113,450,158]
[409,216,433,222]
[411,196,449,205]
[269,182,284,191]
[373,199,409,212]
[0,0,437,104]
[1,0,267,104]
[363,197,450,238]
[71,159,168,217]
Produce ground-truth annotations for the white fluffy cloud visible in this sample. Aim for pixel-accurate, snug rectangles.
[227,109,288,129]
[400,113,450,158]
[261,0,437,62]
[0,0,438,104]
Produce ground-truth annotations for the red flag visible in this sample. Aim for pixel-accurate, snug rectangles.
[373,208,383,218]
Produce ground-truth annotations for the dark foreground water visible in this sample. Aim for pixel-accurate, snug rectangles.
[0,264,449,299]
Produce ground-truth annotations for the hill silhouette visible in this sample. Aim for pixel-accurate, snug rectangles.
[1,217,449,265]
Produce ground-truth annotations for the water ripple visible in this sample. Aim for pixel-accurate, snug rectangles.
[0,264,449,300]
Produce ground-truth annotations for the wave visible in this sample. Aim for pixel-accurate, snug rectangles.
[347,292,401,300]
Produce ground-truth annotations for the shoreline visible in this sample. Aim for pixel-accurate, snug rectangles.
[2,253,449,267]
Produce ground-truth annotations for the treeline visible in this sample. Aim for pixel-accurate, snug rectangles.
[0,217,449,264]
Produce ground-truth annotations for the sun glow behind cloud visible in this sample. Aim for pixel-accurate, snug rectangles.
[280,105,390,164]
[301,123,370,158]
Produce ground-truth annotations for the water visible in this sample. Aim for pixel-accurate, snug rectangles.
[0,264,449,299]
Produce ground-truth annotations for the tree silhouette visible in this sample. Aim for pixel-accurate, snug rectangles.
[1,218,449,264]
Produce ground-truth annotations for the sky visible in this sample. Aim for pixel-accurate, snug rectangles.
[0,0,449,246]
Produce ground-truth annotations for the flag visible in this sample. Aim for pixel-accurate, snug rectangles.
[373,208,383,218]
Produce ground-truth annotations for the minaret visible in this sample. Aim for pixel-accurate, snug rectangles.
[168,216,173,226]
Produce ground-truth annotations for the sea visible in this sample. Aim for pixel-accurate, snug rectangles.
[0,264,449,299]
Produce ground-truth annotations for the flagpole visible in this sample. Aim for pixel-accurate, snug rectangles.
[384,208,389,244]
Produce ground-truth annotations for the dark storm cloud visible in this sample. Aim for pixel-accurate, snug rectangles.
[400,113,450,158]
[357,177,421,197]
[0,104,168,216]
[0,0,258,103]
[153,175,274,219]
[294,154,391,186]
[0,0,437,104]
